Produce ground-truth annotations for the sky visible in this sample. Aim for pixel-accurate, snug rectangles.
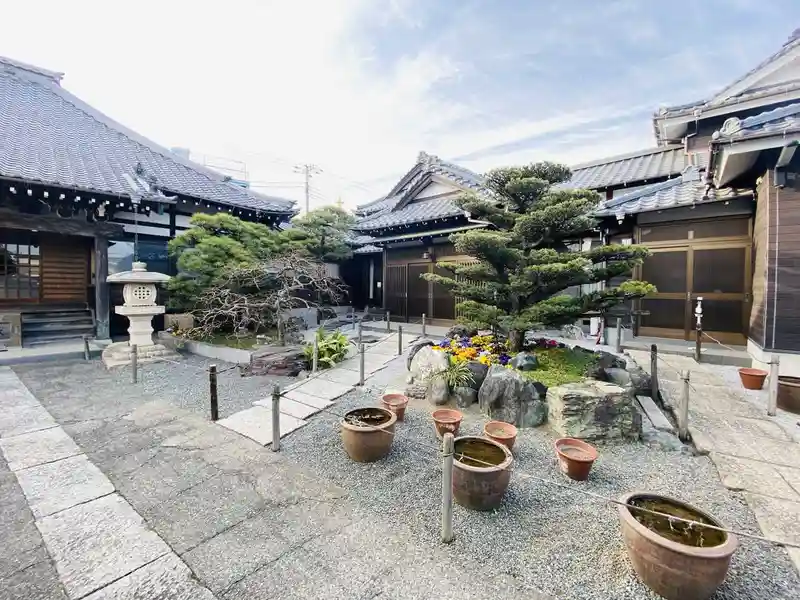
[0,1,796,210]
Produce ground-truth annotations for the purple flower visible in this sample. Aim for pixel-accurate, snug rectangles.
[439,339,450,347]
[499,353,511,365]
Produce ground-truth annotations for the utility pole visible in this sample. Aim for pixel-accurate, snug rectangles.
[294,163,322,215]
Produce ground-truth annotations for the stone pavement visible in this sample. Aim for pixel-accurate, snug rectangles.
[627,349,800,573]
[217,330,417,446]
[4,348,550,599]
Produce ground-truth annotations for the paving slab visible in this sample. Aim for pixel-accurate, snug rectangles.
[0,558,68,600]
[712,453,800,502]
[15,454,115,518]
[82,552,215,600]
[282,389,333,410]
[0,403,57,438]
[217,406,305,446]
[143,472,266,554]
[0,426,82,471]
[635,395,674,433]
[314,368,362,386]
[743,492,800,573]
[336,356,390,374]
[254,396,321,420]
[292,378,352,401]
[37,493,170,599]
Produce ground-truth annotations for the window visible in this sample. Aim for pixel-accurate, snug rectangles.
[0,230,40,300]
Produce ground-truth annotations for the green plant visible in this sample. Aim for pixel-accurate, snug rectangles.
[518,348,599,388]
[426,357,475,389]
[303,327,350,369]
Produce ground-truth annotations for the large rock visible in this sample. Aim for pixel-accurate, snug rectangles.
[406,339,435,371]
[446,325,478,339]
[511,352,539,371]
[452,386,478,409]
[604,362,652,397]
[478,365,547,428]
[585,350,626,379]
[464,360,489,390]
[409,345,448,380]
[426,378,450,406]
[547,380,642,441]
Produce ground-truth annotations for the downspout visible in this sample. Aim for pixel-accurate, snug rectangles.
[771,179,779,349]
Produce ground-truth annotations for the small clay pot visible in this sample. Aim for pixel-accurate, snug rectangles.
[432,409,463,439]
[554,438,598,481]
[483,420,518,451]
[738,367,768,390]
[340,407,397,462]
[381,393,409,421]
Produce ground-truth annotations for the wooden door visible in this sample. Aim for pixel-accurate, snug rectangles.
[40,235,90,304]
[407,263,429,319]
[638,247,691,339]
[385,264,407,320]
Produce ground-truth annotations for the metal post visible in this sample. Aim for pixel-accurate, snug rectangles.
[614,317,622,353]
[277,317,284,346]
[271,384,281,451]
[694,297,704,363]
[386,310,391,332]
[83,335,90,361]
[312,336,319,373]
[357,321,362,347]
[350,306,355,330]
[131,344,138,384]
[650,344,659,401]
[441,432,455,543]
[358,343,365,386]
[768,356,780,417]
[209,365,218,421]
[678,370,690,442]
[422,313,427,337]
[398,325,403,355]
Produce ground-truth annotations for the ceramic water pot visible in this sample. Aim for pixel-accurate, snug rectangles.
[340,407,397,462]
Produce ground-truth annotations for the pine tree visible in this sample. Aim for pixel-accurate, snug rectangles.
[423,162,655,351]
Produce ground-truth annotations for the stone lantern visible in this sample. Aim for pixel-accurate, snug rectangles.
[101,261,179,368]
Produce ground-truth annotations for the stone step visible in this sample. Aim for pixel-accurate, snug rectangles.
[636,395,675,433]
[290,377,353,402]
[283,389,335,410]
[254,396,321,420]
[217,406,305,446]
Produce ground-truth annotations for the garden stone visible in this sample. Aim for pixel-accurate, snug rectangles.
[604,367,632,390]
[426,379,450,406]
[464,360,488,390]
[406,339,435,371]
[409,346,448,380]
[478,365,547,427]
[405,382,427,400]
[446,325,478,339]
[452,386,478,409]
[511,352,539,371]
[547,380,642,441]
[585,350,626,379]
[626,361,652,396]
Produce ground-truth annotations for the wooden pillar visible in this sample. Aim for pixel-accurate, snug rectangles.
[94,235,110,339]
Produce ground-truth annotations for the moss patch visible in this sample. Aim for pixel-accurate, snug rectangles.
[520,348,599,388]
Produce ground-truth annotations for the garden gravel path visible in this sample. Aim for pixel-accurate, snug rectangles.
[280,354,800,600]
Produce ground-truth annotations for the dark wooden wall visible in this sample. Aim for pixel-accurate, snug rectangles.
[750,173,770,347]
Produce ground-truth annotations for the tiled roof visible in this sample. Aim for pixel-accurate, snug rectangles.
[594,167,751,217]
[565,146,707,190]
[352,244,382,254]
[713,102,800,140]
[353,196,464,231]
[0,56,295,215]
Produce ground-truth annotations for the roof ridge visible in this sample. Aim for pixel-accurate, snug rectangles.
[0,55,63,83]
[15,67,286,209]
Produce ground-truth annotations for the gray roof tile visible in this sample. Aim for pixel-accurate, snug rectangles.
[594,167,751,217]
[714,102,800,139]
[353,196,463,231]
[0,56,295,214]
[565,146,706,190]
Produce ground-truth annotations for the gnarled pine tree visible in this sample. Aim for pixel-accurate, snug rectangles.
[423,162,655,352]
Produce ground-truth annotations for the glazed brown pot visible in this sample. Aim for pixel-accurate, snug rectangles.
[432,409,463,440]
[738,367,768,390]
[340,407,397,462]
[452,436,513,511]
[483,420,518,451]
[777,376,800,414]
[617,492,738,600]
[381,393,409,421]
[554,438,598,481]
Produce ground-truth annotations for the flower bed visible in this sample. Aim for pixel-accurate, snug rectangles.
[431,334,601,388]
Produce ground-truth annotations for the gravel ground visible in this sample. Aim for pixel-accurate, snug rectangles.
[280,357,800,600]
[14,354,293,420]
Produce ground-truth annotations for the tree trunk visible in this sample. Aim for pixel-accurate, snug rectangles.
[508,329,524,352]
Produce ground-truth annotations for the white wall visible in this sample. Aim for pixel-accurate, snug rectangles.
[414,181,458,199]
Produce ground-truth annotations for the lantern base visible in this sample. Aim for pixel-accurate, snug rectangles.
[101,341,180,369]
